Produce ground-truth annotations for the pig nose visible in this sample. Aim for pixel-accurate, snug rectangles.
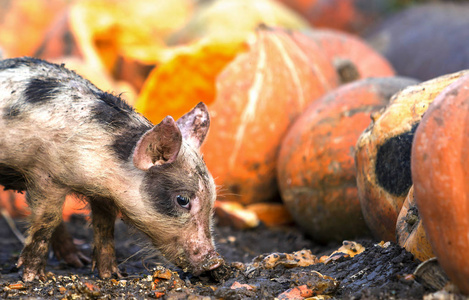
[201,251,225,271]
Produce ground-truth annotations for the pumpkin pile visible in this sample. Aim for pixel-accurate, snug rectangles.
[0,0,395,222]
[354,71,469,294]
[355,70,469,242]
[411,74,469,294]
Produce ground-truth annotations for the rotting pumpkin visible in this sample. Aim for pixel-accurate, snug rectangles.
[277,77,417,243]
[412,73,469,295]
[395,186,434,262]
[355,70,469,242]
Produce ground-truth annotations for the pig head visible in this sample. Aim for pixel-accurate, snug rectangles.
[124,102,223,275]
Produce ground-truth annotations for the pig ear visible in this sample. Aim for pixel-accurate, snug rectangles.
[133,116,182,171]
[176,102,210,149]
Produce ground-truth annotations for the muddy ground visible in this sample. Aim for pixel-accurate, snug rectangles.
[0,213,459,299]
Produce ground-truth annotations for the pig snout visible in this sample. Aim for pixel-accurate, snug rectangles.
[191,250,225,275]
[177,219,224,275]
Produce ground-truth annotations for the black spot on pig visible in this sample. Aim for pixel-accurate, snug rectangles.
[94,91,153,161]
[97,92,134,115]
[375,123,419,196]
[111,124,150,161]
[91,91,138,129]
[24,78,62,104]
[142,163,199,218]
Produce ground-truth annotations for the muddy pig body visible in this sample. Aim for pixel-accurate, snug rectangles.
[0,57,223,281]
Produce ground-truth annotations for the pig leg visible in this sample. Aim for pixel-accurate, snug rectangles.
[90,199,121,279]
[17,182,69,282]
[51,221,91,267]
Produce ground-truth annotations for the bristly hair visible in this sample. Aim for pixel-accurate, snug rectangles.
[96,91,135,115]
[116,224,179,272]
[0,57,47,71]
[91,91,137,129]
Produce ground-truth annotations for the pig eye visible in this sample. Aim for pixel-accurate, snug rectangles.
[176,195,191,209]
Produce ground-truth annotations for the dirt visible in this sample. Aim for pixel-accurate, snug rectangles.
[0,213,457,299]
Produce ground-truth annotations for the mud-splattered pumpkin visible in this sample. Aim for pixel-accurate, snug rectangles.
[355,70,469,241]
[277,77,417,243]
[412,73,469,294]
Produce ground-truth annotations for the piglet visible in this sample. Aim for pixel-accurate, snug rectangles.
[0,57,224,281]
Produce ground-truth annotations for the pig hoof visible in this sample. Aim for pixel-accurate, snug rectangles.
[61,251,91,268]
[22,271,36,282]
[17,256,46,282]
[99,269,122,279]
[21,267,46,282]
[52,230,91,268]
[93,260,122,279]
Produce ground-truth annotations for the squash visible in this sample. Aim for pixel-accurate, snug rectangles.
[412,73,469,294]
[0,190,29,218]
[0,0,68,57]
[202,27,339,204]
[169,0,309,45]
[277,77,417,243]
[0,188,88,221]
[298,29,395,83]
[135,39,247,123]
[355,70,469,241]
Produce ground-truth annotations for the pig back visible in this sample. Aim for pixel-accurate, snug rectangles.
[0,57,151,191]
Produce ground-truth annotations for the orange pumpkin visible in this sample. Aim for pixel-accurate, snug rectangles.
[34,10,82,60]
[0,0,68,57]
[0,188,88,221]
[355,70,469,242]
[202,27,339,205]
[0,190,29,218]
[32,0,193,92]
[135,39,247,123]
[412,73,469,294]
[246,203,293,227]
[277,77,417,243]
[277,0,387,34]
[214,201,260,230]
[395,186,434,262]
[68,0,194,69]
[169,0,309,45]
[297,29,395,83]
